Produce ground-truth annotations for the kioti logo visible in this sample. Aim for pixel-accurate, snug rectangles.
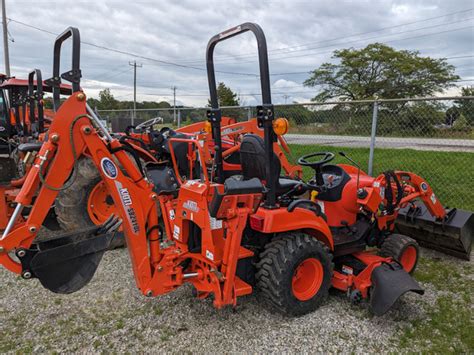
[101,158,118,179]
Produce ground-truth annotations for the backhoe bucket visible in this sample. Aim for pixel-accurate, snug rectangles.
[18,217,121,294]
[397,204,473,260]
[370,262,424,316]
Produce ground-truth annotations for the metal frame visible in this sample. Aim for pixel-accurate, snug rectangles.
[28,69,44,134]
[206,22,277,206]
[45,27,81,111]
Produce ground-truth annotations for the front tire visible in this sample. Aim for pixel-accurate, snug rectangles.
[256,232,333,316]
[379,234,419,274]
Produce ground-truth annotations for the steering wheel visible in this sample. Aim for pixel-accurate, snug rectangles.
[298,152,335,186]
[135,117,163,131]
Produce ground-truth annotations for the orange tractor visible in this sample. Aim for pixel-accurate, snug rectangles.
[0,29,300,238]
[1,23,472,316]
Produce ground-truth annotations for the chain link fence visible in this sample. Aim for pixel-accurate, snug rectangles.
[98,96,474,210]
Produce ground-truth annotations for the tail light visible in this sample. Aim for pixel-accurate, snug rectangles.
[250,215,265,231]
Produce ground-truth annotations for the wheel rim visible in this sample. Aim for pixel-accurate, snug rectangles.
[399,245,417,273]
[292,258,324,301]
[87,181,118,225]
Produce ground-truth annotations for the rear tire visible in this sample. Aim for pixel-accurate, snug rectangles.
[54,157,124,249]
[379,234,419,274]
[256,232,333,316]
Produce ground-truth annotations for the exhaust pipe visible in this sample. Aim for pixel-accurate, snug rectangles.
[397,204,473,260]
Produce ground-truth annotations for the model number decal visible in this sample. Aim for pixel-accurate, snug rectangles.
[183,200,199,212]
[119,188,132,206]
[127,207,139,234]
[114,181,139,234]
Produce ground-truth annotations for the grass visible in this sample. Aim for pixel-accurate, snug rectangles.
[398,257,474,353]
[289,143,473,352]
[288,144,474,211]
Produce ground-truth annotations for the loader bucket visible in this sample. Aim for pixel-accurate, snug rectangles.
[396,204,473,260]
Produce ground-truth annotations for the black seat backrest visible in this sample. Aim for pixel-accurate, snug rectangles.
[240,134,280,182]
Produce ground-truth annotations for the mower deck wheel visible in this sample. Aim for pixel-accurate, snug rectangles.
[256,232,333,316]
[379,234,419,274]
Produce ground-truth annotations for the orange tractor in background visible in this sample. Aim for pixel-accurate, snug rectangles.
[3,23,472,317]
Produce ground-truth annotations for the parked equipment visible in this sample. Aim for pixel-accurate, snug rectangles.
[0,24,470,318]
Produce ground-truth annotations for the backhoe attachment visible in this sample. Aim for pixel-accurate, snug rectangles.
[16,216,121,294]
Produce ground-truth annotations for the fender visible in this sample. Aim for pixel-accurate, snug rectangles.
[250,206,334,250]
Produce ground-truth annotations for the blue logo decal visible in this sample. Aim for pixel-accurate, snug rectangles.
[101,158,118,179]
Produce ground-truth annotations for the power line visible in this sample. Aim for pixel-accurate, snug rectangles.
[93,66,132,82]
[186,22,474,65]
[175,9,474,64]
[8,15,474,78]
[7,18,258,77]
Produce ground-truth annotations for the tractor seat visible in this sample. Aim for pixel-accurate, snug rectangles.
[239,134,304,197]
[17,142,43,153]
[225,176,263,195]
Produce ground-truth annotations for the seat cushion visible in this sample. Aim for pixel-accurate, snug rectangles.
[225,177,263,195]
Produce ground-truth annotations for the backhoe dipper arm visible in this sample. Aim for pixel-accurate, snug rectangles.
[0,92,162,296]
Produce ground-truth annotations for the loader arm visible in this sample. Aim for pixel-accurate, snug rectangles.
[374,171,447,219]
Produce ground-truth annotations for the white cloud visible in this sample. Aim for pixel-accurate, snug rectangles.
[3,0,472,107]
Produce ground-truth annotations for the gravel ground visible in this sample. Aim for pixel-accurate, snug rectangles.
[0,246,472,353]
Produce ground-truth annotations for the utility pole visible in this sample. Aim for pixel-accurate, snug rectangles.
[1,0,10,76]
[129,61,142,125]
[283,94,290,104]
[172,86,177,124]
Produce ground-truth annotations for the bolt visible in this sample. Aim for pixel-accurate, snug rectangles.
[17,249,26,258]
[29,226,37,233]
[83,126,92,135]
[157,266,163,272]
[0,246,4,253]
[50,134,59,143]
[151,194,158,201]
[145,290,153,297]
[76,92,86,101]
[22,271,32,279]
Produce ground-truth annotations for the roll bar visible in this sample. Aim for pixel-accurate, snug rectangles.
[28,69,44,134]
[206,22,277,207]
[45,27,81,111]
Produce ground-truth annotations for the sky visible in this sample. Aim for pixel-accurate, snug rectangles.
[3,0,474,107]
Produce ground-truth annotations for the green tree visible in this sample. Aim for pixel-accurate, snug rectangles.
[454,86,474,126]
[209,82,240,106]
[304,43,459,101]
